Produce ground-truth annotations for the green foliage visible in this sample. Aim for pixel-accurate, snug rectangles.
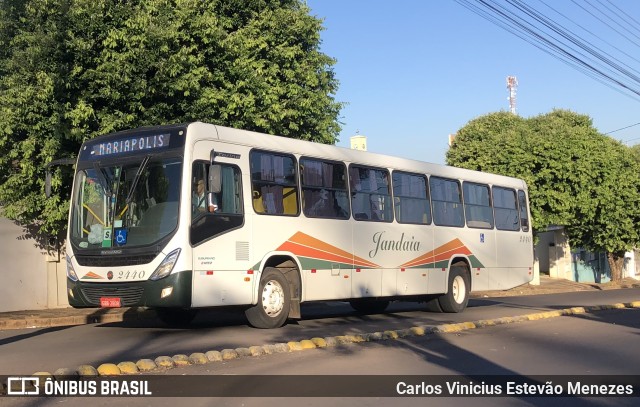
[0,0,342,235]
[447,109,640,281]
[629,144,640,164]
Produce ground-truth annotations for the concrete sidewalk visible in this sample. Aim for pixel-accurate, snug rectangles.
[1,276,639,330]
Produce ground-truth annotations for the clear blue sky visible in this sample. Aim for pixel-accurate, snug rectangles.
[306,0,640,165]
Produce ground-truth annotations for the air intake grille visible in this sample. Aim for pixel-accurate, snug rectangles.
[75,254,156,267]
[236,241,250,261]
[80,285,144,306]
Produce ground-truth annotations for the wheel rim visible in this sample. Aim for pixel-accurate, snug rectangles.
[452,275,466,304]
[261,279,285,317]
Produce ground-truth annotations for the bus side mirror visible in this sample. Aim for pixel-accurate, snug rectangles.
[208,164,221,193]
[44,158,76,198]
[45,171,52,198]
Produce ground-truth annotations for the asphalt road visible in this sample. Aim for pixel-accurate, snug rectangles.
[0,288,639,377]
[2,304,639,407]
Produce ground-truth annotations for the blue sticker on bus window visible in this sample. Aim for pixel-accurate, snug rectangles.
[480,233,485,243]
[114,228,128,246]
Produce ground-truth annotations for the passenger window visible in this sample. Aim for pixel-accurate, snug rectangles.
[463,182,494,229]
[518,190,530,232]
[300,158,349,219]
[349,165,392,222]
[493,186,520,231]
[393,171,430,224]
[430,177,464,227]
[250,151,299,215]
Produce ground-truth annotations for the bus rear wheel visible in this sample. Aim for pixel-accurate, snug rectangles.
[245,267,291,329]
[438,266,470,313]
[349,299,390,314]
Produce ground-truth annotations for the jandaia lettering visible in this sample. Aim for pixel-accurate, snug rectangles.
[369,231,421,258]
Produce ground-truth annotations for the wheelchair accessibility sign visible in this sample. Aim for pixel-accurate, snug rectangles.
[114,228,128,246]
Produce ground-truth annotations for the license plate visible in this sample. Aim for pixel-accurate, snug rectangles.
[100,297,121,307]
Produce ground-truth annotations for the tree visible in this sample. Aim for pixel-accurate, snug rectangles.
[630,144,640,164]
[447,109,640,282]
[0,0,342,237]
[565,137,640,282]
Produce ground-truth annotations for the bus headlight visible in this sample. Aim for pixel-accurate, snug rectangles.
[66,254,78,282]
[149,249,181,281]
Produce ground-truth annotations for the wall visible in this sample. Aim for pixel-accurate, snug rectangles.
[535,226,640,283]
[623,250,640,279]
[0,217,67,312]
[536,228,572,279]
[570,249,610,283]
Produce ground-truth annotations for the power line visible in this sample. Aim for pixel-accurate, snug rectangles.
[571,0,640,47]
[596,0,640,38]
[455,0,640,102]
[603,0,640,32]
[538,0,640,68]
[606,121,640,134]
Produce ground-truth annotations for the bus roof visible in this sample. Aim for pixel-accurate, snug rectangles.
[188,122,528,190]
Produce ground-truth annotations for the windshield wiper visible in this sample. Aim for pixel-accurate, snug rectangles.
[124,155,151,207]
[92,162,112,196]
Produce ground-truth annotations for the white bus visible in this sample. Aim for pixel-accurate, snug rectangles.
[57,122,533,328]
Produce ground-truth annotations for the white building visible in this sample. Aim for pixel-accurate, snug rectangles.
[350,134,367,151]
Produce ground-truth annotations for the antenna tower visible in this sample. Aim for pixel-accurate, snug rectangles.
[506,76,518,114]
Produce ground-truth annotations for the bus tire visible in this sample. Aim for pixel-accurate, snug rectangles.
[349,299,390,314]
[438,266,470,313]
[155,308,198,327]
[245,267,290,329]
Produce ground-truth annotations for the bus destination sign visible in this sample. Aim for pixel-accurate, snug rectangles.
[91,133,171,157]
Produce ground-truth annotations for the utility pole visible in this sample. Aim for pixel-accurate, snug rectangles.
[506,76,518,114]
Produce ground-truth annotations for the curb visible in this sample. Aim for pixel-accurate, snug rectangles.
[21,301,640,378]
[0,308,156,330]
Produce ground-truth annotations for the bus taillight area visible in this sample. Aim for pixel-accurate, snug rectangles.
[66,270,193,309]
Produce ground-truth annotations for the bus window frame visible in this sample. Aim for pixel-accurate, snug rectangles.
[430,176,465,228]
[462,181,494,230]
[249,149,300,217]
[492,185,520,232]
[190,160,245,246]
[299,156,350,220]
[517,189,530,232]
[348,163,394,223]
[392,170,431,225]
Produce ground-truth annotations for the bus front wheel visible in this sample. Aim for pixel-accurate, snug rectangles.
[245,267,291,329]
[438,266,470,313]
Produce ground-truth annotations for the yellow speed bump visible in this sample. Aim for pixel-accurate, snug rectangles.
[311,337,327,348]
[41,300,640,378]
[171,354,190,366]
[135,359,156,372]
[77,365,98,376]
[97,363,121,376]
[117,361,139,374]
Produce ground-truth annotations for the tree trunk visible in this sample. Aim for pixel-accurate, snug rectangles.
[607,252,625,283]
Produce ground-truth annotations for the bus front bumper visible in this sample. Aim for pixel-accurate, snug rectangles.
[67,270,192,308]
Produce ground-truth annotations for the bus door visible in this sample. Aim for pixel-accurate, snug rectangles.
[191,142,250,307]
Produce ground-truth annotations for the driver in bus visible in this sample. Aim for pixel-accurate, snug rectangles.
[192,178,219,214]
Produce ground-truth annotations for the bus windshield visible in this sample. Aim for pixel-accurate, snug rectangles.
[70,156,182,249]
